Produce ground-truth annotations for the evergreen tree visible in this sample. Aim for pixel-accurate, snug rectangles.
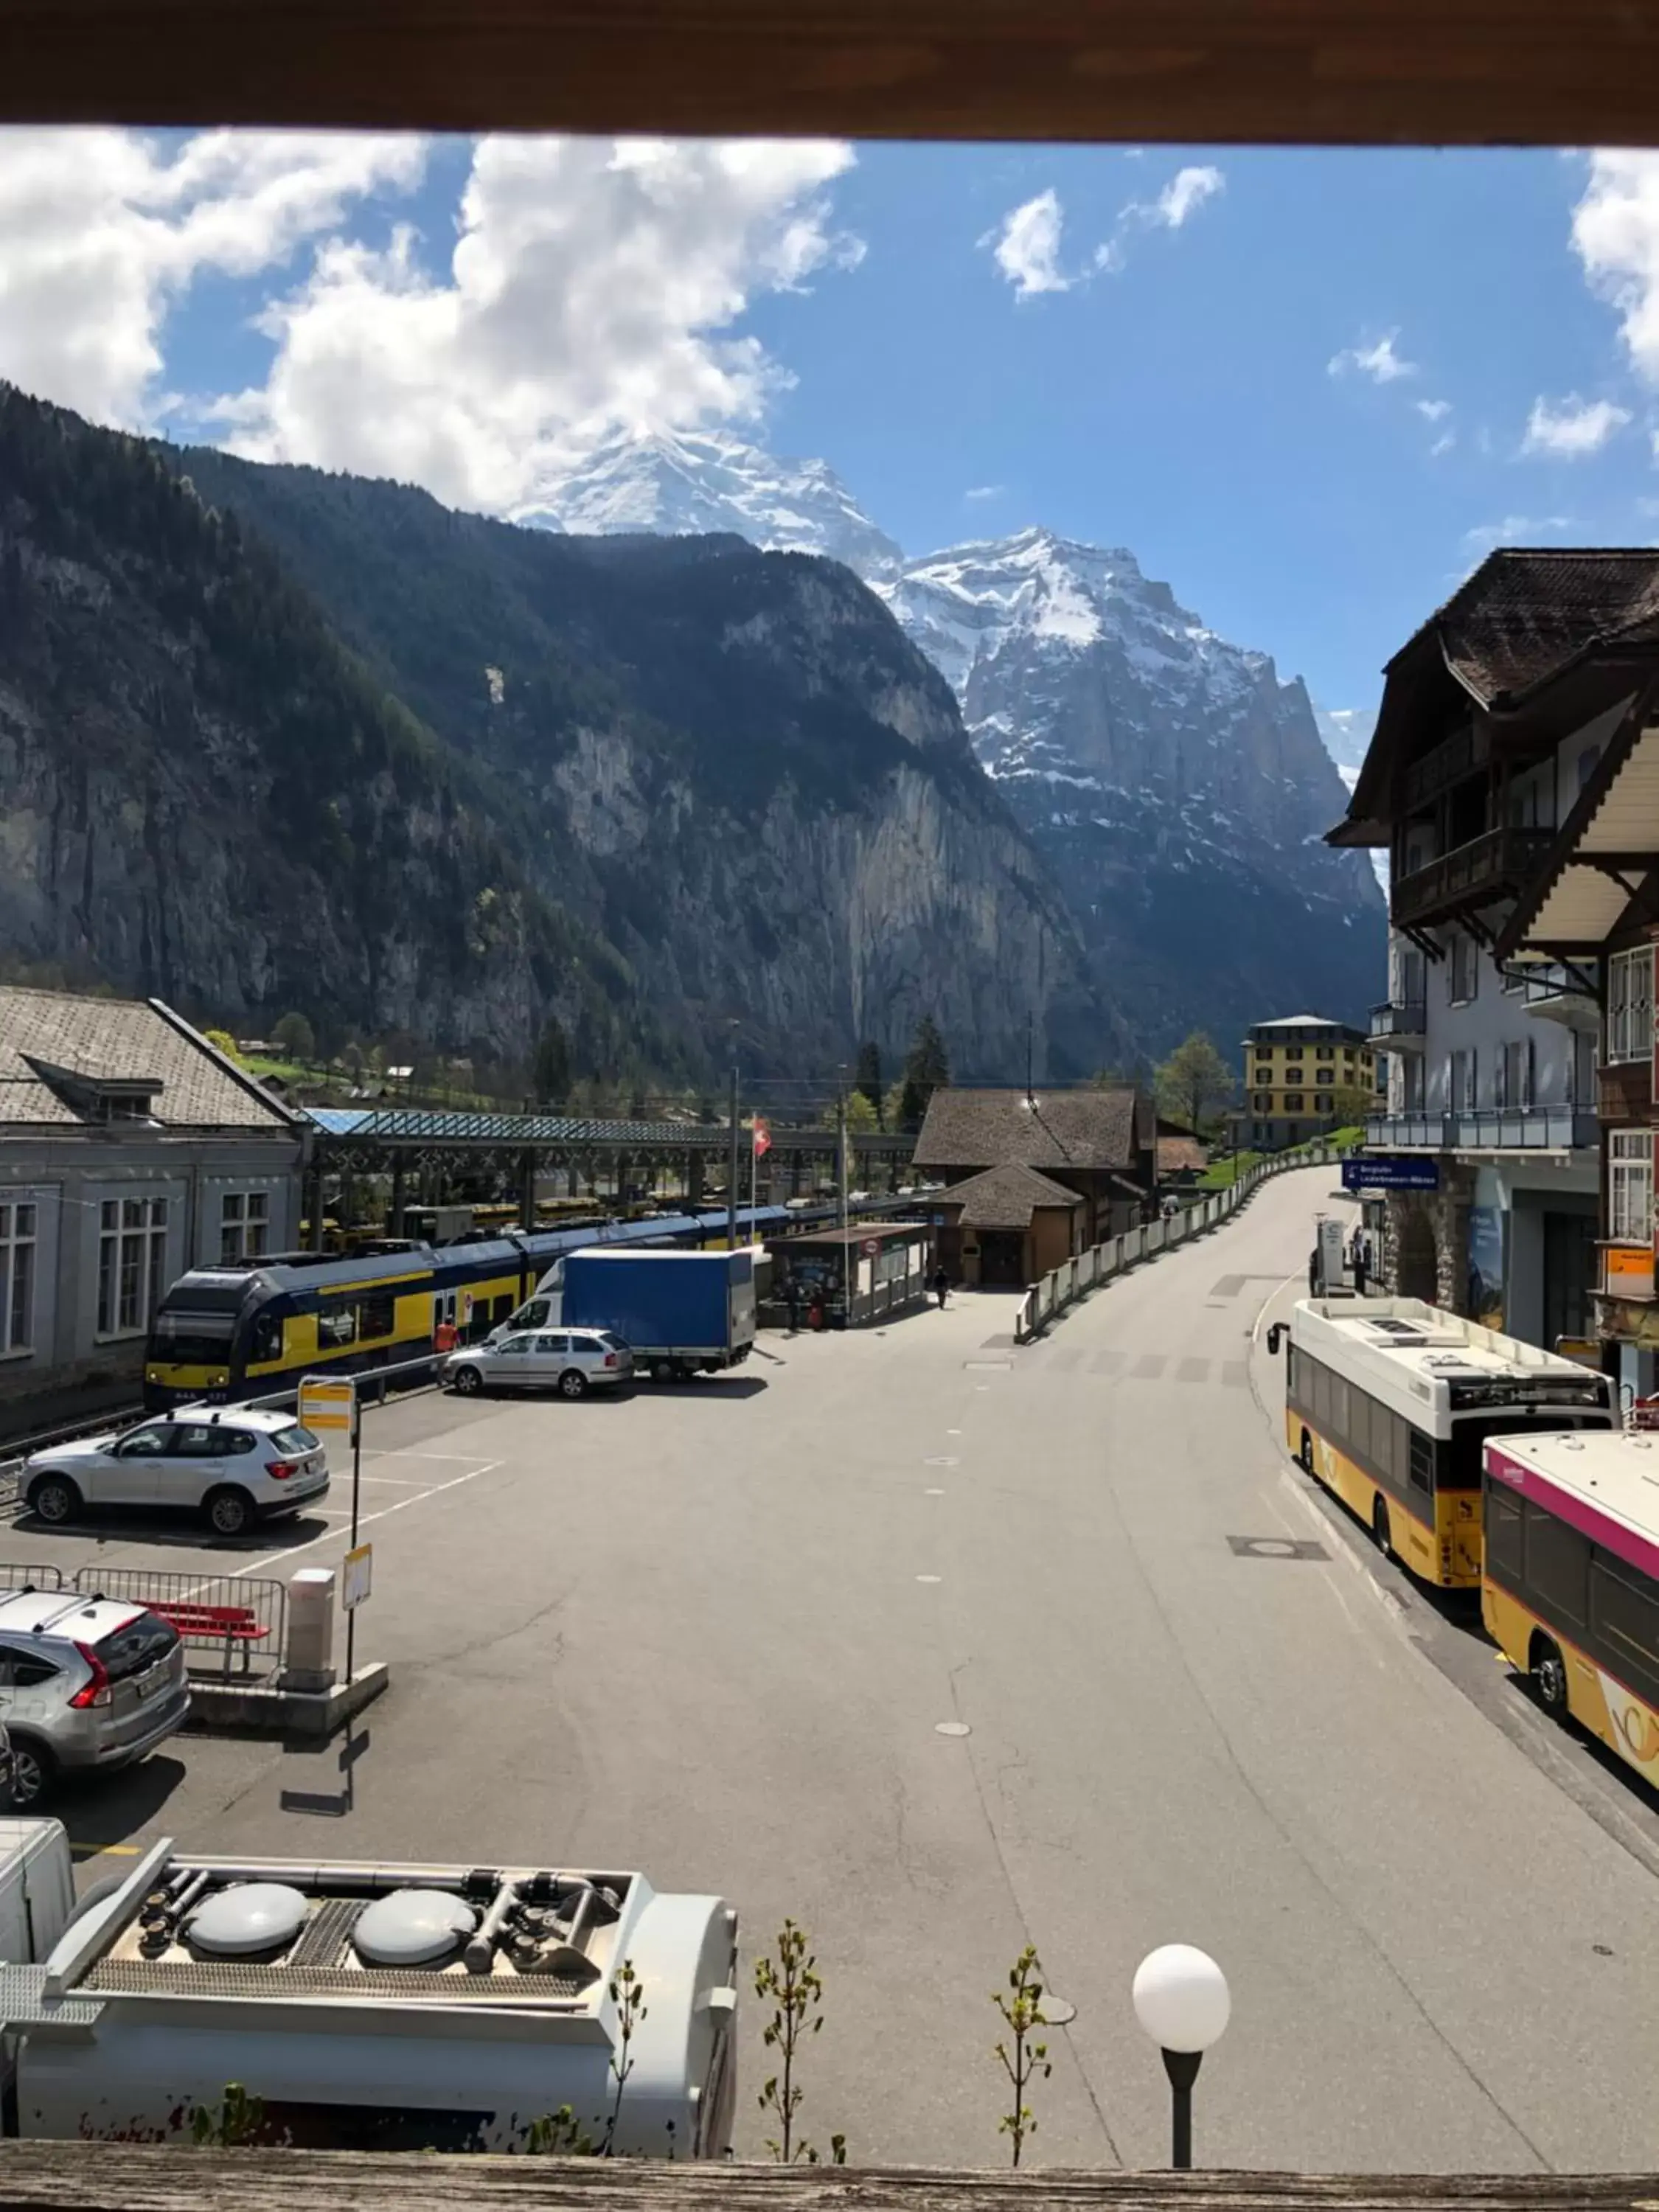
[531,1016,571,1105]
[897,1015,950,1132]
[854,1040,883,1125]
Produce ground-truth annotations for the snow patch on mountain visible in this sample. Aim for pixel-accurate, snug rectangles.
[518,425,903,580]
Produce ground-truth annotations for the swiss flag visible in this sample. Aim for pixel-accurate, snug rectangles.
[752,1116,772,1158]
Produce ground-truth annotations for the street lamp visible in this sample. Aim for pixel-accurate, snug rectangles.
[1131,1944,1230,2170]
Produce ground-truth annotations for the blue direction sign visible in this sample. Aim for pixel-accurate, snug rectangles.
[1342,1157,1439,1192]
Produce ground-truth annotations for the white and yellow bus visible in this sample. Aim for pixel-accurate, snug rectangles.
[1484,1430,1659,1787]
[1267,1298,1615,1587]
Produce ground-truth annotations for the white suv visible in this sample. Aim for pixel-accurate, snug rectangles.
[0,1592,191,1807]
[25,1409,330,1539]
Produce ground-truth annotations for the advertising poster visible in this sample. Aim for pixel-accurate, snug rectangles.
[1467,1205,1506,1330]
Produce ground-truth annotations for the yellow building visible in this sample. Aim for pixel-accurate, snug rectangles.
[1240,1016,1376,1150]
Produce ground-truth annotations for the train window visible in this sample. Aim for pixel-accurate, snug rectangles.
[359,1292,397,1340]
[317,1304,358,1349]
[492,1294,515,1324]
[248,1311,284,1366]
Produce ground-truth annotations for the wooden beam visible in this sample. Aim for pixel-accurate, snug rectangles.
[7,0,1659,142]
[7,2146,1659,2212]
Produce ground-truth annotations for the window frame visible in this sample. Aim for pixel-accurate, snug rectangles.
[0,1197,38,1357]
[1610,1130,1655,1245]
[97,1195,169,1339]
[1607,945,1654,1067]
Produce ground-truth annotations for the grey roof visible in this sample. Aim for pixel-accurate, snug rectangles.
[1412,549,1659,706]
[934,1163,1084,1230]
[913,1086,1144,1173]
[0,990,294,1132]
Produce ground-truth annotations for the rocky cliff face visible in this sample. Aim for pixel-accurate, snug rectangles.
[538,434,1389,1055]
[166,446,1119,1079]
[0,387,580,1060]
[0,386,1118,1082]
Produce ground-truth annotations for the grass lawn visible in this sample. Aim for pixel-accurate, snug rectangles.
[1197,1127,1363,1192]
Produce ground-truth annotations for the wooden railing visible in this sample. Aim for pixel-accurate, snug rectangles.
[1,2143,1653,2210]
[1391,827,1553,929]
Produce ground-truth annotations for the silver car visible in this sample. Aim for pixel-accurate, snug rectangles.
[24,1408,330,1539]
[0,1592,190,1808]
[445,1329,634,1399]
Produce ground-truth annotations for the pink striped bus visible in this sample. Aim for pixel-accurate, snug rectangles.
[1484,1430,1659,1787]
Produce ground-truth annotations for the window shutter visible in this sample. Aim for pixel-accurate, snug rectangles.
[1495,1051,1507,1110]
[1524,1037,1535,1109]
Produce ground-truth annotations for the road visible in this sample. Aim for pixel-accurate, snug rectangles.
[21,1164,1659,2172]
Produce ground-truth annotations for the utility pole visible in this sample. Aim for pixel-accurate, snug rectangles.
[838,1065,849,1304]
[727,1041,740,1256]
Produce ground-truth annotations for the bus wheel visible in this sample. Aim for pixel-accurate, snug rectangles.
[1298,1430,1314,1474]
[1372,1497,1393,1560]
[1532,1636,1569,1717]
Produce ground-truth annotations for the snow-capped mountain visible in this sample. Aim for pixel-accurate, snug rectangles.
[880,528,1385,1051]
[1314,704,1379,793]
[521,427,902,580]
[532,428,1387,1053]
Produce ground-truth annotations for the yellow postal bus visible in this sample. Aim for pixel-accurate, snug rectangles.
[1484,1430,1659,1787]
[1267,1298,1615,1587]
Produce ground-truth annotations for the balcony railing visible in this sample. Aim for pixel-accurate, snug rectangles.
[1402,720,1491,812]
[1366,1108,1596,1153]
[1391,825,1554,930]
[1368,1001,1427,1046]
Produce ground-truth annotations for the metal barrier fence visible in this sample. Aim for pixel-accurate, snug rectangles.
[1014,1141,1352,1344]
[0,1562,62,1593]
[65,1567,289,1680]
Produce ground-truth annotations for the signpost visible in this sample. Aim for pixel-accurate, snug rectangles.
[1341,1157,1439,1193]
[342,1544,373,1612]
[299,1374,361,1680]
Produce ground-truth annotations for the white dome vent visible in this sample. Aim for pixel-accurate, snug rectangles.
[353,1890,476,1968]
[189,1884,309,1958]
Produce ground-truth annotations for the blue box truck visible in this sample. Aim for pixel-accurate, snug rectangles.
[493,1248,756,1382]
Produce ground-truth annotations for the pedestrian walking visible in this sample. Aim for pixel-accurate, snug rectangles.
[932,1264,950,1310]
[434,1315,459,1354]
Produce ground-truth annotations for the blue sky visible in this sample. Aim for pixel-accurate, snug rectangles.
[3,131,1657,723]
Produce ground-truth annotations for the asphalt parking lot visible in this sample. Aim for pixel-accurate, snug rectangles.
[13,1169,1659,2172]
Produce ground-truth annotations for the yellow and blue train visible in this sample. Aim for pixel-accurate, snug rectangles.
[142,1200,899,1409]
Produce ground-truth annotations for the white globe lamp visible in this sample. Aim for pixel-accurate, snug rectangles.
[1132,1944,1230,2167]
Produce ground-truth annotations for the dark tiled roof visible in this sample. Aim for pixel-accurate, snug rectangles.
[0,988,293,1130]
[914,1086,1141,1172]
[1415,549,1659,705]
[933,1163,1084,1231]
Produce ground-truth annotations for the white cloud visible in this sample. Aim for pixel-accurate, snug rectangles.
[1416,397,1452,422]
[1430,431,1456,457]
[1328,330,1418,383]
[984,188,1072,299]
[1520,391,1632,457]
[1572,150,1659,381]
[0,127,425,427]
[1462,514,1577,560]
[964,484,1004,501]
[1152,165,1225,229]
[208,135,859,514]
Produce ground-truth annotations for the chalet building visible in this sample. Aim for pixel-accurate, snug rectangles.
[1487,588,1659,1395]
[911,1085,1157,1280]
[0,987,305,1435]
[1326,552,1654,1353]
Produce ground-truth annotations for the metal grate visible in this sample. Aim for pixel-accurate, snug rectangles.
[83,1958,588,2004]
[285,1895,364,1969]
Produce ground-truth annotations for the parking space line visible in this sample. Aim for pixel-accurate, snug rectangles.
[69,1843,142,1858]
[357,1475,444,1489]
[362,1449,488,1464]
[232,1461,501,1578]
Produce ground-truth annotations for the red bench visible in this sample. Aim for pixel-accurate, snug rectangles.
[147,1601,271,1677]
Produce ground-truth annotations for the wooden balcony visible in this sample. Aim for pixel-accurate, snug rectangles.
[1599,1058,1654,1122]
[1402,721,1491,813]
[1391,827,1554,931]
